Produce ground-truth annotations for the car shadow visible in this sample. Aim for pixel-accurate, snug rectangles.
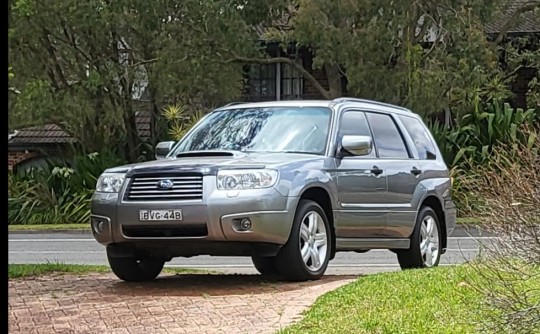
[107,273,358,297]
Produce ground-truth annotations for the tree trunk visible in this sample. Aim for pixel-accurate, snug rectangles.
[148,85,164,149]
[324,63,343,98]
[123,100,140,163]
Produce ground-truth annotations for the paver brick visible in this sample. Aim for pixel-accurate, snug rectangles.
[9,273,354,333]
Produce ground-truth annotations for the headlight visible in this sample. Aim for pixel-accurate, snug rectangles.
[96,173,125,193]
[217,169,278,190]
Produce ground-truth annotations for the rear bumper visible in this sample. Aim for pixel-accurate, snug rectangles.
[444,198,457,237]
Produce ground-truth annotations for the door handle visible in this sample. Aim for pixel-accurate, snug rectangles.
[370,166,383,175]
[410,167,422,176]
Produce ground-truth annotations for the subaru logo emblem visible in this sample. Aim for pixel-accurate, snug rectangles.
[157,179,174,190]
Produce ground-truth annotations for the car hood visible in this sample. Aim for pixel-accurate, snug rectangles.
[104,151,324,176]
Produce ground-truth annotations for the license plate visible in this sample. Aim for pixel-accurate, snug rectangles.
[139,209,183,221]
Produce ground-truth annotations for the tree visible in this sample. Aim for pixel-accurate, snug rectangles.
[8,0,285,161]
[235,0,516,121]
[10,0,536,161]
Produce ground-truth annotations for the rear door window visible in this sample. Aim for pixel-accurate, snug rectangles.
[398,115,437,160]
[365,112,410,159]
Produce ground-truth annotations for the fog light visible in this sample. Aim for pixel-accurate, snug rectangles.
[239,218,252,231]
[91,217,108,234]
[96,220,105,233]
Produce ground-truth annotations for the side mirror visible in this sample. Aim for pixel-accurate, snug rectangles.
[341,135,372,156]
[155,141,175,160]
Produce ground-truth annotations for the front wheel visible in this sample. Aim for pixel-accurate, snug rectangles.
[275,200,332,281]
[107,249,164,282]
[397,206,442,269]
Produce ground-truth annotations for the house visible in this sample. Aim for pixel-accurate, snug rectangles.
[8,1,539,171]
[484,0,540,109]
[8,103,152,172]
[8,124,75,171]
[245,0,539,105]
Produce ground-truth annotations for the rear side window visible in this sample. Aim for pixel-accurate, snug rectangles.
[365,113,410,159]
[398,115,437,160]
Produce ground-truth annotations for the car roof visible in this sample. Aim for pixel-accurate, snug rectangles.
[215,98,415,117]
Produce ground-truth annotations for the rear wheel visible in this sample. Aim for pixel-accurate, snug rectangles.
[251,256,279,276]
[107,249,164,282]
[397,206,442,269]
[275,200,332,281]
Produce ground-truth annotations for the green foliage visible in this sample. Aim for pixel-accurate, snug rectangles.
[429,100,538,167]
[265,0,508,117]
[500,35,540,110]
[162,104,205,141]
[429,100,538,216]
[9,0,284,160]
[9,0,538,160]
[8,151,125,225]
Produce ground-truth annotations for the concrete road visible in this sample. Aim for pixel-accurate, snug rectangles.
[8,227,492,275]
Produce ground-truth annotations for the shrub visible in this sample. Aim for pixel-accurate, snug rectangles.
[429,100,538,168]
[8,151,125,225]
[162,104,205,141]
[429,100,538,214]
[463,136,540,333]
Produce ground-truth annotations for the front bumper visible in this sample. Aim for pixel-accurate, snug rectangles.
[90,175,297,253]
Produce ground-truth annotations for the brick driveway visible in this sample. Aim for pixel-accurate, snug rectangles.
[9,273,355,334]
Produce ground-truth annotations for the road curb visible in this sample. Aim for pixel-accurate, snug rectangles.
[9,224,490,236]
[8,229,93,235]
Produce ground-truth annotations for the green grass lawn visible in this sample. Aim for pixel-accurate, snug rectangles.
[279,265,484,334]
[8,223,91,232]
[8,263,212,279]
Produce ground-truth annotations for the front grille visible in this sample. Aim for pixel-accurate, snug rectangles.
[125,173,203,201]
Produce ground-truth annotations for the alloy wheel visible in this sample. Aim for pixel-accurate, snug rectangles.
[420,215,440,267]
[299,211,328,271]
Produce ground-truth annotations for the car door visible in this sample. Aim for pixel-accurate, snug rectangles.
[334,111,388,238]
[364,112,420,237]
[381,114,442,237]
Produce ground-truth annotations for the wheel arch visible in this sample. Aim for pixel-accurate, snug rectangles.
[419,195,447,252]
[298,186,336,259]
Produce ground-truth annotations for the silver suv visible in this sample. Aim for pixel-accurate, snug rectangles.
[91,98,456,282]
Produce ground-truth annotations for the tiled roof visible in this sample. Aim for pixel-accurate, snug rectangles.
[255,1,540,39]
[136,111,151,138]
[485,0,540,34]
[9,112,152,146]
[8,124,75,145]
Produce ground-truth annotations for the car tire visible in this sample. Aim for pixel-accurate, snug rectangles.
[251,256,279,276]
[397,206,442,270]
[107,250,164,282]
[275,199,332,281]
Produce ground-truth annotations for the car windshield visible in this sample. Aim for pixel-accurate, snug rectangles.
[171,107,332,155]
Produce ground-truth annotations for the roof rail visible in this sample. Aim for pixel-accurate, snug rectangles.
[220,102,248,108]
[331,97,410,112]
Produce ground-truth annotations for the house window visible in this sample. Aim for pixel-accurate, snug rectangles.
[281,63,303,100]
[247,61,304,101]
[248,64,276,101]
